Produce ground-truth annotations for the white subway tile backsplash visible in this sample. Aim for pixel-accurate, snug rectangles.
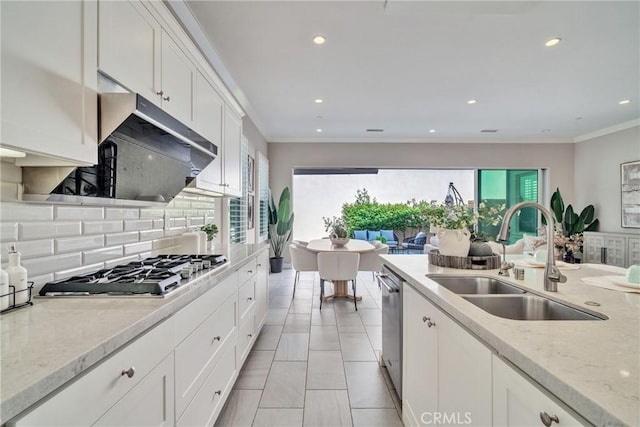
[139,229,163,241]
[154,245,181,255]
[0,182,20,202]
[104,255,139,269]
[123,219,153,231]
[1,204,54,221]
[151,237,178,250]
[1,223,18,242]
[164,209,184,218]
[83,220,123,235]
[153,219,165,229]
[30,273,54,292]
[140,209,164,219]
[54,262,105,280]
[124,241,152,255]
[83,246,124,264]
[19,222,82,240]
[138,251,153,259]
[105,208,139,220]
[105,232,139,246]
[164,227,186,237]
[172,201,191,209]
[22,253,82,277]
[189,216,205,226]
[1,239,55,260]
[55,206,104,221]
[169,218,187,228]
[55,235,104,254]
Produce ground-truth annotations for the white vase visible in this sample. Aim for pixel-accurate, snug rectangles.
[207,240,214,253]
[437,228,471,257]
[329,233,350,247]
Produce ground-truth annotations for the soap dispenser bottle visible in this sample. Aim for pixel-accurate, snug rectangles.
[6,243,28,305]
[0,256,9,310]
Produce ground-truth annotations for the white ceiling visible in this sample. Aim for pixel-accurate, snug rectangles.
[175,1,639,143]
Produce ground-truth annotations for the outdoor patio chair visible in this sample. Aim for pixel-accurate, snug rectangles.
[402,232,427,251]
[380,230,399,246]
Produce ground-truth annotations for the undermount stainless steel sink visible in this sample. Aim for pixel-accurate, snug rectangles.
[427,275,526,295]
[462,295,607,321]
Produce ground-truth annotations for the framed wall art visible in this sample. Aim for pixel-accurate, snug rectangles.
[621,160,640,228]
[247,155,255,194]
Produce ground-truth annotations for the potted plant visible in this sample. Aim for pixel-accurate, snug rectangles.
[323,216,349,246]
[268,187,294,273]
[200,223,218,251]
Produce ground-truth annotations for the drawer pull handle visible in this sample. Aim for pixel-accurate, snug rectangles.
[247,270,253,274]
[214,390,222,397]
[540,412,559,426]
[422,316,436,328]
[422,316,429,322]
[248,333,253,338]
[211,336,221,343]
[247,297,253,301]
[121,367,135,378]
[257,263,262,267]
[156,90,164,96]
[163,95,171,102]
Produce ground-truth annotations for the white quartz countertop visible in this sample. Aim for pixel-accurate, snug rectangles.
[0,244,268,424]
[380,254,640,426]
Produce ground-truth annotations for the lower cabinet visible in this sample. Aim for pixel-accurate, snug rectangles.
[402,284,492,427]
[9,249,269,427]
[493,356,583,426]
[255,251,269,331]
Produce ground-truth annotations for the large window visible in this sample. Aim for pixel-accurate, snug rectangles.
[477,169,539,243]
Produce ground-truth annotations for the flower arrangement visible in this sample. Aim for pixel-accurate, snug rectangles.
[425,202,505,232]
[550,224,583,253]
[323,216,348,238]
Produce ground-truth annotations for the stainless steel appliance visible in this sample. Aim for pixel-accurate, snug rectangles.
[39,254,227,297]
[378,264,403,399]
[23,91,218,206]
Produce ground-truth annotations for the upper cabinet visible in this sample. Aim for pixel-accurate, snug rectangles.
[97,0,160,102]
[1,0,98,166]
[159,30,195,126]
[224,109,243,197]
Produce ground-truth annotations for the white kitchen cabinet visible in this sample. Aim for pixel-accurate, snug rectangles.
[9,317,175,426]
[93,353,175,427]
[160,30,195,126]
[98,0,160,103]
[402,284,492,427]
[583,231,635,267]
[493,355,584,427]
[628,237,640,266]
[255,251,269,331]
[223,107,243,197]
[1,0,98,166]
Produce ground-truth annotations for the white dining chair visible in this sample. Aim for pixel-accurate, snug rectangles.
[292,240,309,247]
[317,252,360,311]
[359,244,389,281]
[289,243,318,298]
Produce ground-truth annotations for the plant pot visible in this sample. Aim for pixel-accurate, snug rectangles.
[207,240,214,253]
[468,240,493,256]
[269,257,284,273]
[437,228,471,257]
[329,233,350,247]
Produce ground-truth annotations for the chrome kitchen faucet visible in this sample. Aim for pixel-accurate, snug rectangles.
[497,202,566,292]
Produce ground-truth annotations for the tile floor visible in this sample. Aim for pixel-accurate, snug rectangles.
[215,268,402,427]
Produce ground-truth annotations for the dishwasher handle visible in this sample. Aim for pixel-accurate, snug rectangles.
[377,273,400,293]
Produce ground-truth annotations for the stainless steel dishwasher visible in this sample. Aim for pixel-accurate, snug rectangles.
[378,265,402,399]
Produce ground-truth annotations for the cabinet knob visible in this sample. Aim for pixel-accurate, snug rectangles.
[248,333,253,338]
[257,263,262,267]
[423,316,436,327]
[539,412,559,426]
[121,367,135,378]
[247,270,253,274]
[213,390,222,398]
[247,297,253,301]
[422,316,429,322]
[211,335,221,344]
[156,90,164,96]
[428,320,436,328]
[163,96,171,102]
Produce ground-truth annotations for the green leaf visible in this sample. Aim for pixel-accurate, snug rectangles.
[550,188,564,224]
[563,205,577,235]
[578,205,595,226]
[584,218,600,232]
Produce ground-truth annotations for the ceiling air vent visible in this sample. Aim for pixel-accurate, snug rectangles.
[481,129,498,133]
[366,129,384,132]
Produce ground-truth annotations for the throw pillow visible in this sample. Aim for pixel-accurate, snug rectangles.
[367,230,381,241]
[354,230,368,240]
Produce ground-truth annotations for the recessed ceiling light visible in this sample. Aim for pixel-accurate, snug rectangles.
[545,38,561,47]
[575,117,583,120]
[429,129,436,133]
[316,128,323,133]
[316,115,323,119]
[467,99,477,105]
[314,98,323,104]
[312,35,326,45]
[541,129,551,133]
[619,99,631,105]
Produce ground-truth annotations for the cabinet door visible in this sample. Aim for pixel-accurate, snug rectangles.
[98,0,160,103]
[402,284,438,426]
[603,235,626,267]
[223,107,243,197]
[1,0,97,166]
[93,353,175,427]
[160,30,194,126]
[192,71,225,192]
[438,310,492,426]
[493,356,584,427]
[627,237,640,267]
[255,252,269,331]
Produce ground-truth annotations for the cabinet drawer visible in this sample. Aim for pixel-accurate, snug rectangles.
[174,271,237,345]
[236,258,257,286]
[93,352,174,427]
[176,344,236,427]
[237,309,256,368]
[238,277,256,322]
[10,317,175,426]
[175,294,237,417]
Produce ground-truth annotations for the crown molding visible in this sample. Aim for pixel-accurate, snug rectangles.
[268,136,573,144]
[573,119,640,143]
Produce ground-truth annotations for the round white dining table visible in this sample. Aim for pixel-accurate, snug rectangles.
[305,238,377,301]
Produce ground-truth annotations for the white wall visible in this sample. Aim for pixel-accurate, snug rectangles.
[574,125,640,234]
[269,141,575,214]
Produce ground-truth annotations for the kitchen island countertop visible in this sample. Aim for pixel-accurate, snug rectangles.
[381,254,639,426]
[0,243,268,424]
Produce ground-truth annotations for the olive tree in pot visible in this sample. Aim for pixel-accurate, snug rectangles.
[268,187,294,273]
